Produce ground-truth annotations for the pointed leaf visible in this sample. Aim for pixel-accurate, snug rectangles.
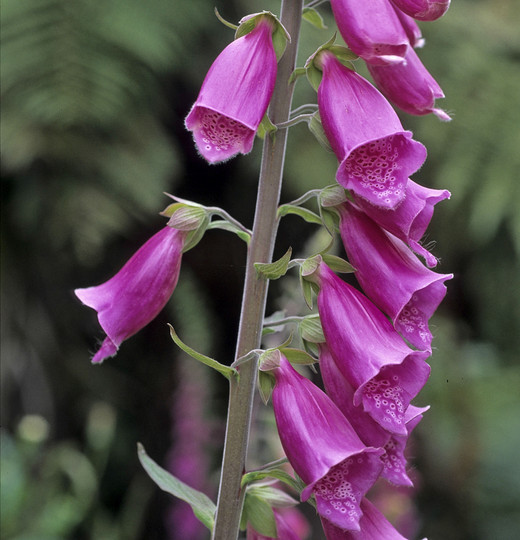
[299,315,325,344]
[308,112,333,153]
[206,220,251,244]
[300,274,314,309]
[137,443,216,531]
[258,371,275,404]
[255,247,292,280]
[168,206,207,231]
[321,254,356,273]
[243,494,277,537]
[168,325,237,380]
[302,7,328,30]
[241,468,303,495]
[257,112,277,140]
[280,347,317,365]
[277,204,322,224]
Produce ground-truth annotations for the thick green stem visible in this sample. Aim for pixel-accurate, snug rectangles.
[211,2,303,538]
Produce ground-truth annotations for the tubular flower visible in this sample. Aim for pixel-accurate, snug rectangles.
[351,179,450,268]
[338,201,452,351]
[321,498,408,539]
[185,18,277,163]
[329,0,409,65]
[391,0,451,21]
[315,263,430,435]
[319,345,428,487]
[317,52,426,209]
[367,46,451,121]
[75,226,185,364]
[265,354,384,531]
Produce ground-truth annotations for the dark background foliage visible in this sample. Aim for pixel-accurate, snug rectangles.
[1,0,519,539]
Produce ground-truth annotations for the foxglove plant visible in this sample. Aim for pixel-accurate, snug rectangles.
[75,1,454,538]
[391,0,451,21]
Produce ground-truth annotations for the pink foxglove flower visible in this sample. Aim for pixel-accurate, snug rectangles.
[391,0,451,21]
[338,201,452,351]
[351,179,450,268]
[75,226,185,363]
[319,345,428,487]
[185,19,277,163]
[329,0,409,65]
[315,263,430,435]
[321,498,408,539]
[317,52,426,209]
[264,354,384,531]
[368,46,451,121]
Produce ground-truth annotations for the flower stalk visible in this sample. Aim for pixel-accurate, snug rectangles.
[210,1,304,538]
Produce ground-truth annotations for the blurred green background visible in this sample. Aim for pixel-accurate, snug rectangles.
[1,0,519,539]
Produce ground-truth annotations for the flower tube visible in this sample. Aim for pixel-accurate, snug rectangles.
[391,0,451,21]
[185,18,277,163]
[263,354,384,531]
[75,226,185,363]
[338,201,452,351]
[315,263,430,435]
[330,0,409,65]
[317,52,426,209]
[320,344,428,487]
[368,46,451,120]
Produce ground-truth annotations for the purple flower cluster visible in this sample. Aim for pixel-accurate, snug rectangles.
[263,4,452,538]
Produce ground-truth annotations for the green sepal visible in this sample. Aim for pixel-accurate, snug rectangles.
[257,112,277,140]
[258,348,283,372]
[168,325,237,380]
[299,315,325,344]
[241,467,304,496]
[247,483,298,507]
[235,12,290,62]
[328,45,358,66]
[300,274,315,309]
[241,493,277,537]
[258,371,275,404]
[168,205,207,231]
[280,347,317,365]
[319,185,348,207]
[320,207,340,236]
[137,443,216,531]
[308,111,333,153]
[277,203,322,224]
[214,7,238,30]
[321,254,356,273]
[288,67,307,85]
[207,220,251,244]
[255,247,292,280]
[302,7,328,30]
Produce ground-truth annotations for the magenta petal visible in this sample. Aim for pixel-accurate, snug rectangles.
[352,179,451,267]
[368,46,451,120]
[318,54,426,209]
[330,0,409,65]
[75,226,185,363]
[393,6,425,48]
[270,356,384,530]
[339,202,452,350]
[317,264,430,434]
[321,498,407,539]
[391,0,451,21]
[185,20,277,163]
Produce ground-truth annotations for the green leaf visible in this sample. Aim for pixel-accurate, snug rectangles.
[168,325,237,380]
[319,185,348,207]
[241,468,302,495]
[300,274,315,309]
[182,215,211,253]
[320,207,339,236]
[308,112,333,153]
[302,7,328,30]
[137,443,216,531]
[255,247,292,280]
[328,45,358,65]
[247,483,298,507]
[168,206,207,231]
[280,347,317,365]
[257,113,277,140]
[289,67,307,85]
[306,63,323,92]
[258,371,275,405]
[278,204,322,225]
[243,494,277,537]
[321,254,356,273]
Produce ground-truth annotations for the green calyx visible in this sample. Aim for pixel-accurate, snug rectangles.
[304,35,358,91]
[235,12,290,61]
